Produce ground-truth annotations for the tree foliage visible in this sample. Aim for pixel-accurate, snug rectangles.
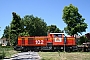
[78,36,88,45]
[2,26,10,40]
[11,12,23,35]
[85,33,90,40]
[22,15,47,36]
[47,25,63,33]
[62,4,88,35]
[10,12,23,45]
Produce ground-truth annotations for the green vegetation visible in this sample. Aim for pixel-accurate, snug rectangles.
[0,46,18,58]
[62,4,88,36]
[39,52,90,60]
[47,25,64,33]
[0,46,13,51]
[78,36,89,45]
[22,15,48,36]
[10,12,23,46]
[0,50,5,59]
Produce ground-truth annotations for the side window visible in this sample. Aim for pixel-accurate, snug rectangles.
[22,38,25,44]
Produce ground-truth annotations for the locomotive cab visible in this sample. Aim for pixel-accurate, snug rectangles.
[49,33,76,52]
[49,33,65,44]
[48,33,65,51]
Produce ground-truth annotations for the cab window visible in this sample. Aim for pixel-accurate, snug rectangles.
[58,34,62,38]
[54,34,62,38]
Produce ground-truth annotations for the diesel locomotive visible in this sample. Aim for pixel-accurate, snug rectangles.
[14,33,77,52]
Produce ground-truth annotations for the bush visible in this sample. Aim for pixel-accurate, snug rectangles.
[0,46,14,51]
[0,50,5,59]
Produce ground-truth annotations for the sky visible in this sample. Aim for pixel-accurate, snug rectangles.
[0,0,90,38]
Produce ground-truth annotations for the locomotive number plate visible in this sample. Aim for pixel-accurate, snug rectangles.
[35,40,44,44]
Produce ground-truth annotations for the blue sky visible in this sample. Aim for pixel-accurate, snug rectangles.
[0,0,90,38]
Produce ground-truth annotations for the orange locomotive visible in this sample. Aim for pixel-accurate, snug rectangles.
[15,33,76,52]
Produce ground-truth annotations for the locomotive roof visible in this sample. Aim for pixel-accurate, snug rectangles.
[49,33,64,34]
[18,36,48,38]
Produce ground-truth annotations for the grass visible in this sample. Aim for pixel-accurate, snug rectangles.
[38,52,90,60]
[0,46,18,58]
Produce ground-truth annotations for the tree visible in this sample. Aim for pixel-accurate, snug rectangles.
[47,25,63,33]
[10,12,23,45]
[2,26,10,40]
[11,12,23,34]
[22,15,47,36]
[19,32,29,36]
[78,36,88,45]
[85,33,90,40]
[62,4,88,35]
